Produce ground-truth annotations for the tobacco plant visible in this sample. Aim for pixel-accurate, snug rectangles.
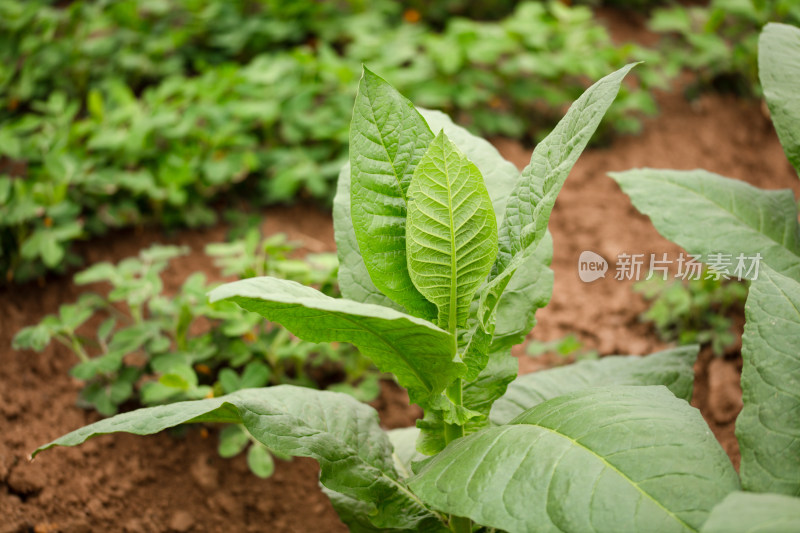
[611,22,800,526]
[33,63,781,532]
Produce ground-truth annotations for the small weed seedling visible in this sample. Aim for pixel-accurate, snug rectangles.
[635,274,747,356]
[31,27,800,531]
[15,233,377,478]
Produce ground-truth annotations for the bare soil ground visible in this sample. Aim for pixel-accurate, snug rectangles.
[3,54,800,533]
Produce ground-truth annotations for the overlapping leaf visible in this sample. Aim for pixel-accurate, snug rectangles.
[334,107,519,310]
[737,264,800,496]
[349,68,436,319]
[410,386,739,533]
[34,386,442,530]
[610,169,800,280]
[760,23,800,177]
[701,492,800,533]
[491,345,698,424]
[406,131,497,330]
[209,277,463,405]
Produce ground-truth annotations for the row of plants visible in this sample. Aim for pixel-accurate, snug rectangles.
[14,226,380,478]
[1,0,662,283]
[31,22,800,532]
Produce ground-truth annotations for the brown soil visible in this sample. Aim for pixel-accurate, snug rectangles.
[4,56,800,533]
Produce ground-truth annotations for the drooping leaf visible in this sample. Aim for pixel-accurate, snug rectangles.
[479,63,638,329]
[410,386,739,533]
[334,108,519,308]
[701,492,800,533]
[737,264,800,496]
[34,386,442,531]
[491,345,698,425]
[406,131,498,331]
[610,168,800,280]
[209,277,463,406]
[760,23,800,177]
[349,67,436,319]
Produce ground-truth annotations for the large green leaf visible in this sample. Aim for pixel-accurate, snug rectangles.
[737,264,800,496]
[479,63,637,329]
[349,67,436,319]
[209,277,463,406]
[409,386,739,533]
[610,169,800,280]
[34,386,442,530]
[334,108,520,309]
[760,23,800,177]
[701,492,800,533]
[491,345,698,425]
[407,131,498,331]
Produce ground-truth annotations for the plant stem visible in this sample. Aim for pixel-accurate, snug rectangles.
[443,378,464,444]
[449,515,472,533]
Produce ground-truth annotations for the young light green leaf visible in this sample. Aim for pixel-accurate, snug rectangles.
[407,131,498,331]
[349,67,436,319]
[208,277,464,406]
[34,386,442,531]
[610,169,800,280]
[491,345,698,425]
[410,386,739,533]
[480,63,638,329]
[760,23,800,177]
[334,107,519,309]
[701,492,800,533]
[737,264,800,496]
[247,444,275,478]
[418,108,519,227]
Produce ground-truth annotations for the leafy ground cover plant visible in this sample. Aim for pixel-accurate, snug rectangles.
[29,63,772,532]
[0,0,658,283]
[634,274,747,356]
[610,22,800,525]
[15,231,377,477]
[650,0,800,96]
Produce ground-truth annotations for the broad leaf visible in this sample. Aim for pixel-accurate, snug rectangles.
[334,108,519,309]
[349,67,436,319]
[701,492,800,533]
[480,63,638,329]
[407,131,498,331]
[34,386,442,530]
[491,345,698,425]
[760,23,800,177]
[737,264,800,496]
[209,277,464,405]
[610,168,800,280]
[410,386,739,533]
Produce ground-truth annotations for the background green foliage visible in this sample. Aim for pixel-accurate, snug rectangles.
[650,0,800,96]
[1,0,657,282]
